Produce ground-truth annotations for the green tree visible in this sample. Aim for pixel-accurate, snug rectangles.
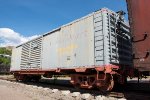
[0,47,12,65]
[0,47,12,55]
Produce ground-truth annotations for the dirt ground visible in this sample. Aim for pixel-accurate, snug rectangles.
[0,75,150,100]
[0,79,120,100]
[0,85,32,100]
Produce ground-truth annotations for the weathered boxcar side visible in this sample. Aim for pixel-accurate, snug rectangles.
[126,0,150,74]
[11,8,132,91]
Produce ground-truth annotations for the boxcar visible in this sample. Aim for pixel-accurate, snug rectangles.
[11,8,132,91]
[126,0,150,76]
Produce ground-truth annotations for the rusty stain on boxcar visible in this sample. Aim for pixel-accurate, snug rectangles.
[126,0,150,71]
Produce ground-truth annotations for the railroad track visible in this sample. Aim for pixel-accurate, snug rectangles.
[0,76,150,100]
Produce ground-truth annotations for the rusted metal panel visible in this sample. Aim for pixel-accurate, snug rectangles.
[126,0,150,71]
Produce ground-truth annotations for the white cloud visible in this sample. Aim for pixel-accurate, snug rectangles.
[0,28,40,47]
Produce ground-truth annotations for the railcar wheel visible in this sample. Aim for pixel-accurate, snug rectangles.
[98,74,114,92]
[15,75,20,82]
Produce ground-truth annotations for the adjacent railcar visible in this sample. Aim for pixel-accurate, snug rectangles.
[11,8,132,91]
[126,0,150,75]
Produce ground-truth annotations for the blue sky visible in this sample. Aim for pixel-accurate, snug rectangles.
[0,0,128,46]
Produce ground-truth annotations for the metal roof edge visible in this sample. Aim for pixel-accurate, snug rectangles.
[16,7,129,48]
